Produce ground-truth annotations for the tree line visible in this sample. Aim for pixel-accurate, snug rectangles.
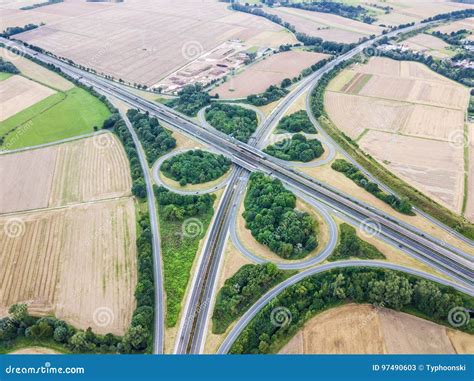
[432,29,471,46]
[264,134,325,162]
[212,263,293,334]
[126,109,176,165]
[276,110,316,133]
[284,1,376,24]
[331,159,413,215]
[243,172,318,260]
[247,85,289,106]
[329,223,385,261]
[20,0,63,11]
[205,103,258,143]
[161,149,231,186]
[230,267,474,353]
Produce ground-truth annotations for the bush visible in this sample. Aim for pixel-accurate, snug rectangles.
[276,110,316,133]
[168,84,211,116]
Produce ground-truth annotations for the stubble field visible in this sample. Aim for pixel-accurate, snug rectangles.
[3,0,295,87]
[211,51,329,99]
[280,304,473,354]
[325,57,470,212]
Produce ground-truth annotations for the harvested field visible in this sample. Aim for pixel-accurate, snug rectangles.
[325,57,470,212]
[359,130,464,213]
[49,134,132,206]
[211,51,328,99]
[402,33,453,59]
[432,17,474,34]
[280,304,471,354]
[265,6,384,43]
[10,347,61,354]
[0,75,56,121]
[0,133,132,214]
[0,47,73,91]
[5,0,295,87]
[0,198,137,335]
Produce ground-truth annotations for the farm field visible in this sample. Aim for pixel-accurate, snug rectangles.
[0,74,56,121]
[325,57,470,212]
[265,6,384,43]
[0,47,74,91]
[466,123,474,222]
[432,16,474,34]
[401,33,454,58]
[280,304,473,354]
[351,0,474,26]
[0,87,110,150]
[0,198,137,335]
[211,51,329,99]
[10,347,61,354]
[4,0,295,87]
[0,133,131,213]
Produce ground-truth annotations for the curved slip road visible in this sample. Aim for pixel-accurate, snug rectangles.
[217,260,474,354]
[152,147,234,195]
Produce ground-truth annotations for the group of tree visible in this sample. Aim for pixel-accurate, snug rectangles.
[205,103,258,143]
[230,3,356,55]
[230,267,473,354]
[331,159,413,215]
[329,223,385,261]
[1,24,39,38]
[20,0,63,11]
[247,85,289,106]
[161,149,231,186]
[168,84,212,116]
[276,110,316,133]
[156,186,214,222]
[155,186,215,326]
[264,134,324,162]
[1,299,153,354]
[0,57,20,74]
[432,29,471,46]
[126,109,176,165]
[284,1,376,24]
[243,172,318,260]
[212,263,292,334]
[281,57,332,88]
[422,8,474,23]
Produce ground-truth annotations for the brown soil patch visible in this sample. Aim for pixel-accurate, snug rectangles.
[10,347,61,354]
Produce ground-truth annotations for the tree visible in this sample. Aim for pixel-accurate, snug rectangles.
[8,304,28,322]
[123,325,149,351]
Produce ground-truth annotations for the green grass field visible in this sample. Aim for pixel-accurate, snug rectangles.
[0,87,110,150]
[0,72,13,81]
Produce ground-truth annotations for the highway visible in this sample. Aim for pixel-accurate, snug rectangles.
[217,260,474,354]
[119,111,165,354]
[3,20,472,354]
